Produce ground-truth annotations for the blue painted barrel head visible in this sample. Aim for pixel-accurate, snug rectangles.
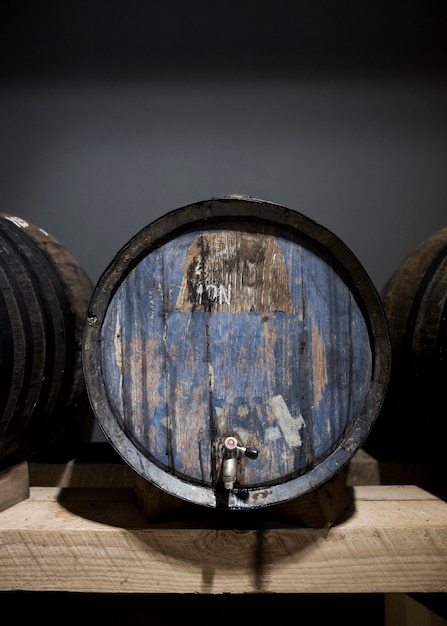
[83,196,391,509]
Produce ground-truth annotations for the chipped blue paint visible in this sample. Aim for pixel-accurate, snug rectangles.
[100,228,372,488]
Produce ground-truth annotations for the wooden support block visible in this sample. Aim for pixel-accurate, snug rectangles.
[385,593,447,626]
[133,470,351,528]
[270,472,351,527]
[0,461,30,512]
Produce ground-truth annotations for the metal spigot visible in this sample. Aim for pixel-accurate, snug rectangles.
[221,436,259,490]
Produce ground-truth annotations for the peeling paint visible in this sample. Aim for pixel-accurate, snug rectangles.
[312,323,328,406]
[175,231,295,313]
[268,394,304,447]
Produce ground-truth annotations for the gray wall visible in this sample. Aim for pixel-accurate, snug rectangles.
[2,2,447,443]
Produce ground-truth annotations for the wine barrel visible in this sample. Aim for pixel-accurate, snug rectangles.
[0,213,93,468]
[83,195,391,510]
[363,226,447,462]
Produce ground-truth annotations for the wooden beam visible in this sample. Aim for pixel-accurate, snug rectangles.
[0,484,446,594]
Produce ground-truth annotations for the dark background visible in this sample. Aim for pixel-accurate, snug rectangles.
[1,2,447,620]
[1,0,447,445]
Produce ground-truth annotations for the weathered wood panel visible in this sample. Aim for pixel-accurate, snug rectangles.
[84,196,391,509]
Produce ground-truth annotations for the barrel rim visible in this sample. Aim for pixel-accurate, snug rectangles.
[83,195,392,509]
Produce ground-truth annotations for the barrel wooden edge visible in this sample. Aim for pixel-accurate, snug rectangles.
[381,225,447,352]
[83,197,392,510]
[133,467,352,528]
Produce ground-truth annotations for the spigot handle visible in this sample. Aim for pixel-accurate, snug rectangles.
[243,447,259,460]
[223,437,259,460]
[221,437,259,491]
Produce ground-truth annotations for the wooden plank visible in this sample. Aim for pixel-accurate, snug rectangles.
[0,485,446,594]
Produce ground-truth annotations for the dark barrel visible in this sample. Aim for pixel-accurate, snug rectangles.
[0,213,93,468]
[363,226,447,463]
[83,195,391,510]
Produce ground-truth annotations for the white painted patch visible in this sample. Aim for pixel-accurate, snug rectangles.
[264,425,282,442]
[235,426,252,443]
[208,362,214,392]
[194,282,232,305]
[268,394,304,447]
